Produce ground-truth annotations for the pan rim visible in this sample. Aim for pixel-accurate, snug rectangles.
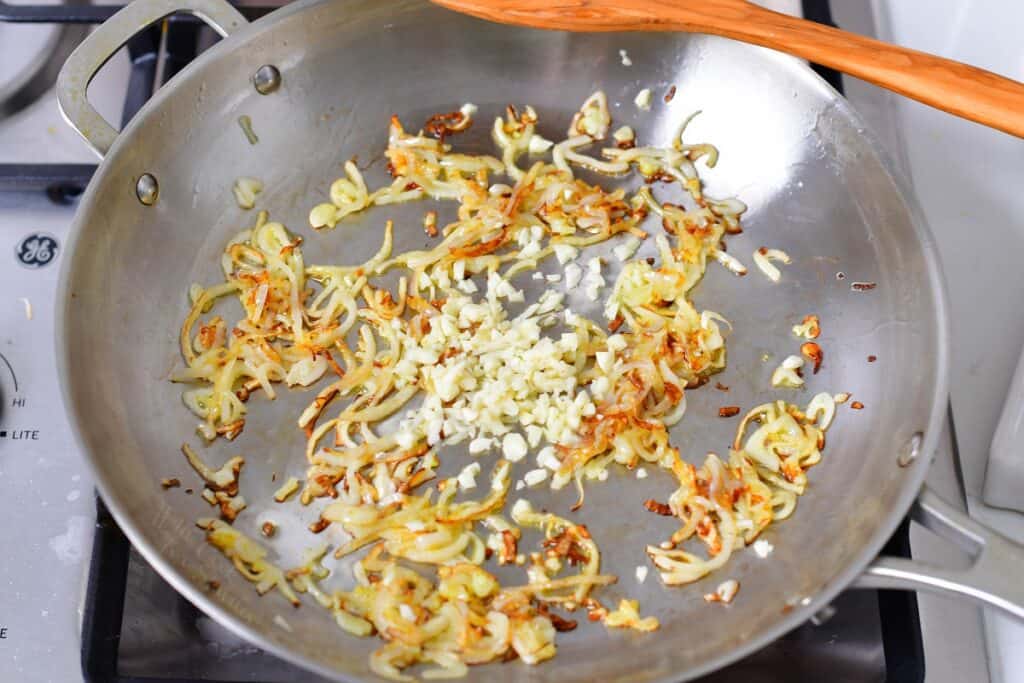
[55,2,952,680]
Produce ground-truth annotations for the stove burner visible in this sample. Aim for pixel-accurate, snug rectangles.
[0,3,87,119]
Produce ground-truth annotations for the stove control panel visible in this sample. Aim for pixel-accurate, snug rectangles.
[0,193,96,682]
[0,350,32,436]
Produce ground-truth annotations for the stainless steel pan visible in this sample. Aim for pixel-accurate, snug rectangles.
[55,0,1024,680]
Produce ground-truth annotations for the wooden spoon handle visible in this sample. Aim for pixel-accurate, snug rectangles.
[433,0,1024,138]
[695,3,1024,138]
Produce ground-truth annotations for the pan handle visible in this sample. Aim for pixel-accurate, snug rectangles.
[56,0,247,158]
[854,484,1024,621]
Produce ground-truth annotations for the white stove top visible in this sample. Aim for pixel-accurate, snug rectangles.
[871,1,1024,681]
[1,1,1020,682]
[0,190,96,682]
[0,21,127,165]
[0,10,126,679]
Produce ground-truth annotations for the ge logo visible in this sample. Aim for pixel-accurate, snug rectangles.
[15,233,58,269]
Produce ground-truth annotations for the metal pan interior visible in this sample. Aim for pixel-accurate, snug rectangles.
[57,1,949,680]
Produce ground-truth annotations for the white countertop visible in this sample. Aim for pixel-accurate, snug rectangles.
[874,1,1024,681]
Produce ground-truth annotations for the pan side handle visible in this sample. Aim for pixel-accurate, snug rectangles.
[854,484,1024,621]
[56,0,247,159]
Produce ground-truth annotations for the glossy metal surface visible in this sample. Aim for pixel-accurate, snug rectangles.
[252,63,282,94]
[56,0,247,157]
[56,0,958,680]
[858,488,1024,621]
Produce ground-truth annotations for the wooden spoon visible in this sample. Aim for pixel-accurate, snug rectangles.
[431,0,1024,138]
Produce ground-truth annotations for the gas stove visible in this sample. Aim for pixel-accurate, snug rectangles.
[0,1,994,682]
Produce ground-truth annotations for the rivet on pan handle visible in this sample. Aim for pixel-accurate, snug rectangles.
[56,0,248,159]
[854,485,1024,622]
